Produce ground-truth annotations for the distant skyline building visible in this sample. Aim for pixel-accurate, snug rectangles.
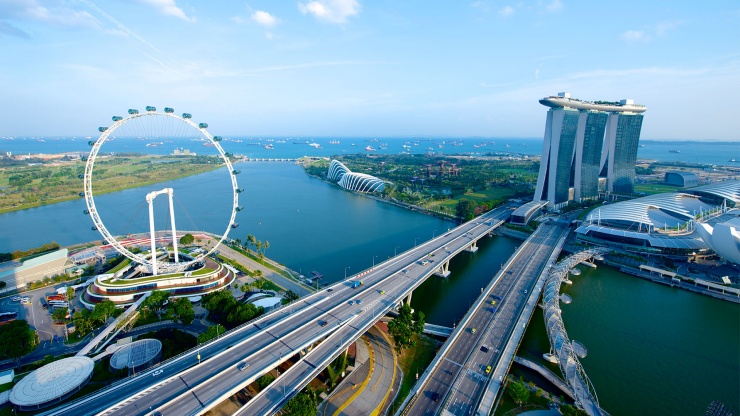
[534,92,647,208]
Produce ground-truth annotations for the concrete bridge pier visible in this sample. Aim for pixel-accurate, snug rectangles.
[465,240,479,253]
[405,292,412,305]
[434,260,451,278]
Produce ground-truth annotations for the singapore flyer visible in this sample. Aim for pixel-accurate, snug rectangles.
[81,106,241,275]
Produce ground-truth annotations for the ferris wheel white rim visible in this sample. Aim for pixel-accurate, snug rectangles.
[82,110,239,272]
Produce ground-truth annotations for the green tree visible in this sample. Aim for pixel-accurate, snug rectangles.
[197,324,225,343]
[456,199,476,221]
[257,373,275,389]
[284,290,299,302]
[247,234,256,253]
[142,290,170,320]
[66,286,75,301]
[507,379,530,406]
[560,405,590,416]
[52,308,68,323]
[282,392,316,416]
[0,320,38,359]
[179,233,195,245]
[171,297,195,325]
[90,300,116,325]
[73,310,92,335]
[387,302,425,353]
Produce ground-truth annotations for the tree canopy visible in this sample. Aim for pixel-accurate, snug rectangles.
[456,199,476,221]
[282,392,316,416]
[179,233,195,245]
[201,290,263,329]
[0,320,38,359]
[197,324,226,343]
[142,290,170,320]
[171,297,195,325]
[507,379,530,406]
[387,302,425,354]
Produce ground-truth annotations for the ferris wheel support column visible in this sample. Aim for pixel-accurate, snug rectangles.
[147,196,158,276]
[168,190,179,263]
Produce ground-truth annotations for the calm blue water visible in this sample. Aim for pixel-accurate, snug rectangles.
[2,137,738,165]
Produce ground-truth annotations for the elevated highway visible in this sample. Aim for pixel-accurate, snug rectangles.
[401,221,570,416]
[43,206,512,416]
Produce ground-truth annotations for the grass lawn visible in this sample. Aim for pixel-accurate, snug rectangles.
[0,382,12,393]
[429,187,516,211]
[634,183,682,195]
[390,334,440,412]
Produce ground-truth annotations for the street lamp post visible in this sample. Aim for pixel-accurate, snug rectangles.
[433,229,437,239]
[414,237,418,247]
[394,246,400,257]
[345,266,351,280]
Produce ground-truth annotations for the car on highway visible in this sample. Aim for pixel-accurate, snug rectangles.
[11,296,20,302]
[380,290,385,295]
[471,327,476,334]
[430,392,440,402]
[327,288,333,292]
[490,300,496,305]
[355,299,362,304]
[480,345,489,353]
[485,365,492,374]
[238,361,249,371]
[402,269,408,274]
[152,369,163,377]
[348,300,354,305]
[523,289,528,294]
[319,320,328,327]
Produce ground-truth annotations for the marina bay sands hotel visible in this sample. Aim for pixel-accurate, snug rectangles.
[534,92,647,209]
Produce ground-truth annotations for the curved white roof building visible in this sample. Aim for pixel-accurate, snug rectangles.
[576,181,739,258]
[327,160,350,181]
[327,160,385,193]
[338,172,385,193]
[696,216,740,265]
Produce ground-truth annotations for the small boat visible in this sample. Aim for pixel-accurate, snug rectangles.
[730,158,737,162]
[669,149,681,153]
[264,144,274,150]
[329,140,340,144]
[309,142,321,148]
[365,146,375,151]
[203,142,215,147]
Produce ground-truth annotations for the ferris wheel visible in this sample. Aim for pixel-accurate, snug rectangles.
[82,106,241,274]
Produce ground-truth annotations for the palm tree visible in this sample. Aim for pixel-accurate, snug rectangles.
[263,240,270,258]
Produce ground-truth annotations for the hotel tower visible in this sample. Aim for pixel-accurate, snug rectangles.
[534,92,647,209]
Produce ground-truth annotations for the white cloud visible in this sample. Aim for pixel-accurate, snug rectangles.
[499,6,515,17]
[298,0,361,24]
[545,0,563,12]
[0,0,101,29]
[621,30,648,42]
[252,10,278,27]
[621,20,682,42]
[136,0,194,22]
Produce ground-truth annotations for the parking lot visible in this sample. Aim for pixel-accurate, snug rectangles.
[0,286,70,346]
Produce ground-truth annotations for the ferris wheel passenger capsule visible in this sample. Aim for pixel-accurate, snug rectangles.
[231,223,239,229]
[236,188,244,193]
[78,192,85,197]
[198,123,208,129]
[232,170,241,175]
[81,156,88,161]
[164,107,174,113]
[235,206,243,212]
[182,113,192,119]
[112,116,122,121]
[91,226,97,231]
[83,209,89,214]
[146,106,156,112]
[213,136,222,141]
[98,127,108,132]
[78,174,84,179]
[128,109,139,115]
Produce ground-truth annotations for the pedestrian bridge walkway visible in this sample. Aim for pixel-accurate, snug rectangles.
[542,249,610,416]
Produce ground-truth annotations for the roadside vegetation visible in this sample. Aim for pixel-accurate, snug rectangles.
[390,333,440,413]
[0,154,221,213]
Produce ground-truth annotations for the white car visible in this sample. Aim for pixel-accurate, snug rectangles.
[11,296,21,302]
[152,369,163,377]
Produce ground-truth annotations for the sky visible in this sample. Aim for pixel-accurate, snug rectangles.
[1,0,739,140]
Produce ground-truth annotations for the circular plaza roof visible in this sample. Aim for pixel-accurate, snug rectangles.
[9,356,94,408]
[109,338,162,370]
